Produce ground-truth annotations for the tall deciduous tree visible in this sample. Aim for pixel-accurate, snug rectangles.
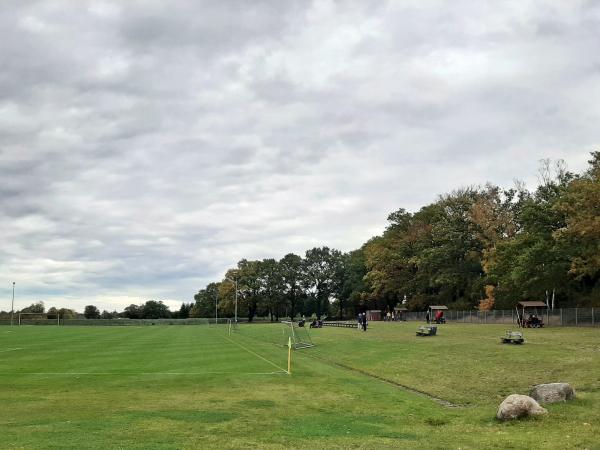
[279,253,303,319]
[84,305,100,319]
[191,283,220,318]
[555,152,600,298]
[258,258,284,321]
[141,300,171,319]
[301,247,342,318]
[236,260,263,322]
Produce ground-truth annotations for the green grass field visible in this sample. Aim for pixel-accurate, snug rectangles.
[1,323,598,449]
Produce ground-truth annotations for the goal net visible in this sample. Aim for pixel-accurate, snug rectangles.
[281,320,314,349]
[209,318,238,335]
[18,312,60,325]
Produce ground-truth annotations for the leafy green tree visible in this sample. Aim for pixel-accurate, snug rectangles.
[332,249,367,319]
[301,247,342,318]
[236,260,263,322]
[142,300,171,319]
[258,258,284,321]
[47,307,59,319]
[123,304,142,319]
[21,302,45,313]
[58,308,77,319]
[176,302,192,319]
[84,305,101,319]
[555,152,600,301]
[191,283,220,318]
[489,163,572,308]
[279,253,303,319]
[100,310,115,319]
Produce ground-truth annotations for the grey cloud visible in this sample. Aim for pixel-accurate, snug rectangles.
[0,0,597,311]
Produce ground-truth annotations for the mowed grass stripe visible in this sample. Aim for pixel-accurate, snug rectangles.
[0,371,288,376]
[0,326,285,375]
[1,323,598,449]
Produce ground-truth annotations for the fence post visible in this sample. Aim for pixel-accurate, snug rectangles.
[575,308,578,327]
[592,308,595,326]
[484,310,487,324]
[469,310,472,323]
[560,308,563,326]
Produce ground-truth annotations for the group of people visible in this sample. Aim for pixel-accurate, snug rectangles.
[357,312,368,331]
[425,310,445,324]
[384,311,401,321]
[297,317,323,328]
[309,318,323,328]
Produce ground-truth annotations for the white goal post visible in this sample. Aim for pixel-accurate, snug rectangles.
[18,312,60,325]
[281,320,314,349]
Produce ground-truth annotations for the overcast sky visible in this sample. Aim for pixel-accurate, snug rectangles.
[1,0,598,312]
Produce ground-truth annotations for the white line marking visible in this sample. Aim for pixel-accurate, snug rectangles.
[0,348,23,353]
[0,371,287,376]
[221,334,287,373]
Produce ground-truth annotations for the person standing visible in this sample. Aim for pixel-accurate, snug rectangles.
[362,312,367,331]
[425,310,430,324]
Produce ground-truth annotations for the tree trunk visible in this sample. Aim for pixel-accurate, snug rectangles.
[315,293,321,318]
[248,302,257,322]
[290,291,296,320]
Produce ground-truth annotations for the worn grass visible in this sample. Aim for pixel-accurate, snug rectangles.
[0,323,598,449]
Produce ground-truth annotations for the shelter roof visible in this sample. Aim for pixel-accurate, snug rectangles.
[518,301,547,308]
[394,307,408,311]
[429,305,448,310]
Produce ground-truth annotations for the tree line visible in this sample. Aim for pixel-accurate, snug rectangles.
[193,153,600,320]
[0,300,193,320]
[4,154,597,322]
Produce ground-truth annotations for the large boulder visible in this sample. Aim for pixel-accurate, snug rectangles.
[530,383,576,404]
[497,394,548,420]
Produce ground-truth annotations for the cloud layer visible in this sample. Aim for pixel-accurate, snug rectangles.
[1,0,598,311]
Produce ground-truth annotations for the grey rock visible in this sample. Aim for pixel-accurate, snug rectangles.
[497,394,548,420]
[530,383,575,404]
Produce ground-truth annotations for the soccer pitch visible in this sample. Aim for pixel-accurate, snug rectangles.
[1,323,598,449]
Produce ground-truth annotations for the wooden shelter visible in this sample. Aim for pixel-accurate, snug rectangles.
[517,301,547,327]
[394,307,408,321]
[428,305,447,324]
[366,310,382,321]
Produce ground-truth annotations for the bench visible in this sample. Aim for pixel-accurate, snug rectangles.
[416,325,437,336]
[501,330,524,344]
[322,321,356,328]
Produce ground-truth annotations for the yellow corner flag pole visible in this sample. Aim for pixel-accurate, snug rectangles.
[287,337,292,375]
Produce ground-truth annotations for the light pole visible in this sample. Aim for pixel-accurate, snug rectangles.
[10,282,15,326]
[225,276,238,324]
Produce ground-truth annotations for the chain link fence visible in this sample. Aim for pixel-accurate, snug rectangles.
[401,308,599,327]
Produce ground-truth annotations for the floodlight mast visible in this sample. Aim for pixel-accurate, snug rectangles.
[10,282,15,326]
